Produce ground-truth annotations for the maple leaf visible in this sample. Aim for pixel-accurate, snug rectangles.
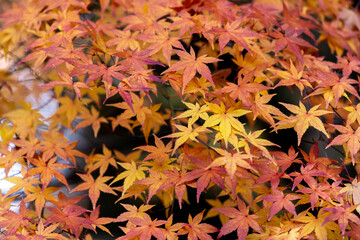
[136,21,185,65]
[208,148,255,179]
[46,205,94,239]
[13,134,40,158]
[332,53,360,77]
[255,166,291,190]
[308,71,360,107]
[0,200,29,235]
[117,214,166,240]
[135,134,172,163]
[160,167,199,208]
[38,129,84,166]
[3,102,43,139]
[0,147,25,177]
[39,67,90,98]
[203,101,250,147]
[270,59,312,94]
[276,101,332,145]
[222,72,269,107]
[186,154,226,202]
[216,199,262,240]
[164,214,185,240]
[116,204,154,222]
[32,221,65,240]
[26,156,72,190]
[87,145,118,176]
[239,129,279,159]
[136,169,168,203]
[70,173,117,209]
[341,178,360,214]
[73,106,108,137]
[175,101,209,126]
[115,48,164,72]
[110,161,147,197]
[4,173,40,198]
[85,206,114,236]
[165,123,209,155]
[162,47,221,93]
[211,18,261,54]
[322,202,360,235]
[280,1,318,40]
[297,182,332,210]
[270,29,315,63]
[261,189,301,220]
[326,124,360,164]
[296,210,339,240]
[289,163,327,190]
[271,146,301,172]
[251,93,285,129]
[24,185,59,216]
[343,102,360,125]
[178,211,218,240]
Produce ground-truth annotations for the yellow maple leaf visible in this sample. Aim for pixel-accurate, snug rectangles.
[276,101,332,145]
[204,101,250,147]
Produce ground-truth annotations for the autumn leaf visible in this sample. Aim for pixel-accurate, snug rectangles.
[177,211,218,240]
[88,145,118,176]
[261,189,301,220]
[32,221,65,240]
[110,161,147,196]
[322,202,360,235]
[85,206,114,236]
[70,173,117,209]
[297,182,332,210]
[222,72,269,107]
[209,148,255,179]
[162,47,221,93]
[46,205,94,239]
[164,214,185,240]
[26,156,72,190]
[251,93,286,129]
[186,154,226,202]
[175,101,209,126]
[39,67,90,98]
[24,185,59,216]
[117,214,166,240]
[341,178,360,214]
[270,29,315,63]
[276,101,332,145]
[203,101,250,147]
[296,210,339,240]
[326,124,360,164]
[216,199,262,240]
[165,123,209,155]
[135,169,168,203]
[0,200,30,235]
[116,204,154,222]
[135,134,172,163]
[73,106,108,137]
[308,71,360,107]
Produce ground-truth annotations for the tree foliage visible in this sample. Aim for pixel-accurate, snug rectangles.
[0,0,360,239]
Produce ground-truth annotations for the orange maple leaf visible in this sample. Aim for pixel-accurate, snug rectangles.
[70,173,117,209]
[26,156,72,190]
[162,47,221,93]
[216,199,262,240]
[326,124,360,164]
[178,211,218,240]
[73,106,108,137]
